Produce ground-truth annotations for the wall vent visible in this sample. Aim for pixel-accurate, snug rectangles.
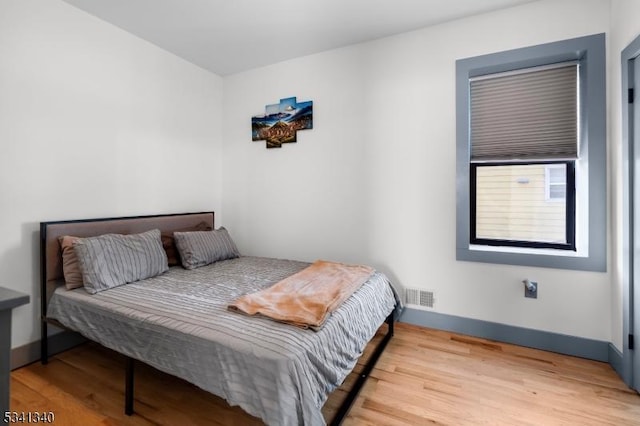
[405,288,435,310]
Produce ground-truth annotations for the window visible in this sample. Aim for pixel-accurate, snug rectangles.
[456,33,606,271]
[545,164,566,202]
[469,63,577,250]
[472,161,575,250]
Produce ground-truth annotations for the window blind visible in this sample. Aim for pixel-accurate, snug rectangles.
[470,63,578,162]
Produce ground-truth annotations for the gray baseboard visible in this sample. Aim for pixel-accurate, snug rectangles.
[400,307,609,362]
[11,330,86,370]
[608,342,624,380]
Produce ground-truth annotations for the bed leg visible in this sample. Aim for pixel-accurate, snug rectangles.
[125,357,134,415]
[41,320,48,365]
[386,313,394,336]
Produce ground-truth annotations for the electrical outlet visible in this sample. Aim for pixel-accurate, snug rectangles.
[524,280,538,299]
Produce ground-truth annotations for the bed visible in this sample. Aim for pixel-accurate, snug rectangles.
[40,212,397,426]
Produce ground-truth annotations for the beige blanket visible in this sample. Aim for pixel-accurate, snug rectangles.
[228,260,374,330]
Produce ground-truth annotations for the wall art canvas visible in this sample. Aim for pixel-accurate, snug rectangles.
[252,97,313,148]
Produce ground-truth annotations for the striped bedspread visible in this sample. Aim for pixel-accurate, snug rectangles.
[46,256,397,426]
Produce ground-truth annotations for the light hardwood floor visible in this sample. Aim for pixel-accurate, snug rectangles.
[10,323,640,425]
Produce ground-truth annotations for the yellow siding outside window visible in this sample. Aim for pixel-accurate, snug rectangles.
[475,164,566,243]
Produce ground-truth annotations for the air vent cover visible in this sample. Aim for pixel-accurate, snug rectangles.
[405,288,435,309]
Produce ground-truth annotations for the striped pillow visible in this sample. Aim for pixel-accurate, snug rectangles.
[161,221,212,266]
[173,227,240,270]
[73,229,169,294]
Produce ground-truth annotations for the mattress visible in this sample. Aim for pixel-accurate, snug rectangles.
[46,256,397,426]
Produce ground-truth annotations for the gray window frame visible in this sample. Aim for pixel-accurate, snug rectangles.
[455,33,606,272]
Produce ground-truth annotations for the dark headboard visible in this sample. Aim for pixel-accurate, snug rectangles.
[40,212,215,318]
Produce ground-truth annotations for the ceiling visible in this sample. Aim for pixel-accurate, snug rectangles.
[62,0,537,76]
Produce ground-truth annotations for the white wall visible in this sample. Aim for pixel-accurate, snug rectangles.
[0,0,224,349]
[3,0,626,353]
[610,0,640,351]
[223,0,613,342]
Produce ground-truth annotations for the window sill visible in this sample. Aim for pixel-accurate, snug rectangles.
[469,244,586,258]
[457,244,604,272]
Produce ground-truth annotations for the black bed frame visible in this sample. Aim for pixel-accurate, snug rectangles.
[40,212,395,425]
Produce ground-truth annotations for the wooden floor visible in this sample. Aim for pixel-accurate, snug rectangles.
[11,323,640,425]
